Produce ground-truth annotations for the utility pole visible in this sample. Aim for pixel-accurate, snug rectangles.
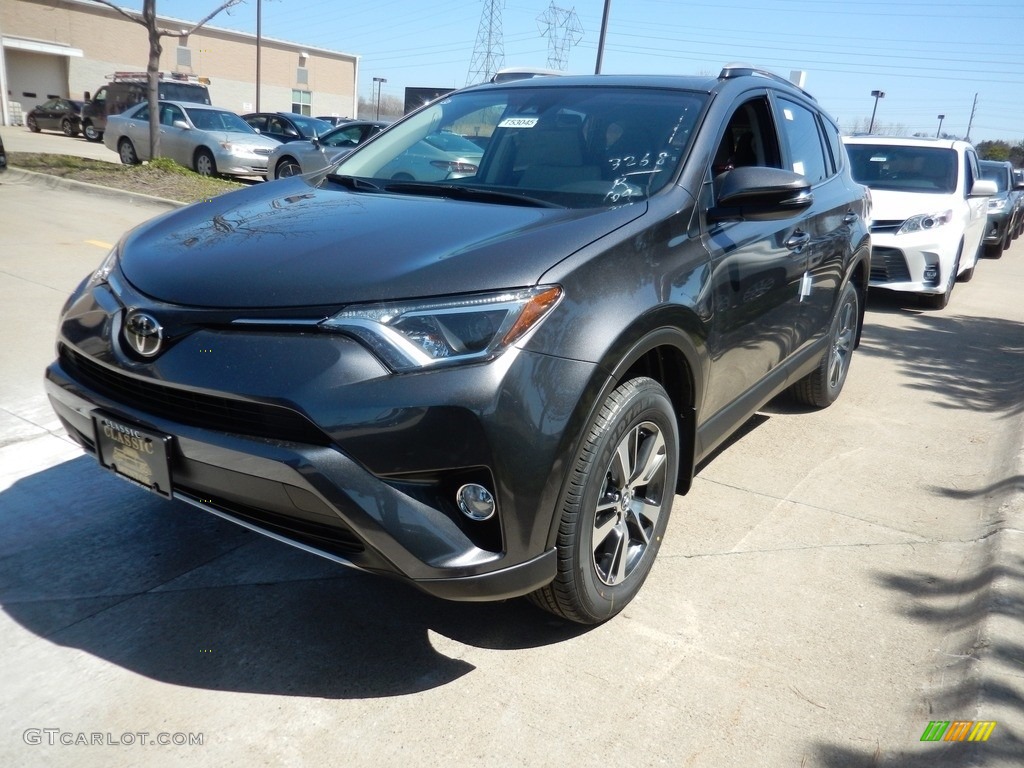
[595,0,612,74]
[965,93,978,143]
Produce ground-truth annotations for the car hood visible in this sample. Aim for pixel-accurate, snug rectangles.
[207,131,279,150]
[867,188,962,219]
[118,176,645,308]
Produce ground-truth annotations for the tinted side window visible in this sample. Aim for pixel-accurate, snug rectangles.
[821,116,844,174]
[776,97,828,184]
[711,96,781,179]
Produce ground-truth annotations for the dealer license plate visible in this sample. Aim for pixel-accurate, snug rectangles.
[93,413,173,498]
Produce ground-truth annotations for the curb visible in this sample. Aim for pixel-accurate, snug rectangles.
[1,166,185,210]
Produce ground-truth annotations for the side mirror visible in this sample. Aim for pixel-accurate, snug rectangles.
[172,120,190,130]
[969,179,997,198]
[84,91,91,101]
[708,166,814,223]
[311,135,320,148]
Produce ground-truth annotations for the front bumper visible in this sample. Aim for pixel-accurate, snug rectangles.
[45,356,561,601]
[982,212,1011,245]
[867,230,958,295]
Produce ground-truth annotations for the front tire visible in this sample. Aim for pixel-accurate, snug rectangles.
[27,116,40,133]
[275,157,301,179]
[529,377,679,624]
[83,123,103,142]
[789,280,859,408]
[194,149,217,177]
[117,138,139,166]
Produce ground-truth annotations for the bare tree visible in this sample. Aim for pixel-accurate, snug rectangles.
[91,0,243,160]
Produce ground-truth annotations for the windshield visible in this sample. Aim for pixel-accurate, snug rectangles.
[332,84,704,208]
[979,164,1009,192]
[291,115,332,137]
[184,107,257,134]
[846,144,958,194]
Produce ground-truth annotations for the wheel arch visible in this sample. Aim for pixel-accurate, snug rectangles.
[541,314,705,550]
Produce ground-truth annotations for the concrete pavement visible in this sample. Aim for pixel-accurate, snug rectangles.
[0,170,1021,767]
[1,123,120,163]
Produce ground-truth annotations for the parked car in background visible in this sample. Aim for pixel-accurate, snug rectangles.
[47,66,870,625]
[80,71,212,143]
[844,136,995,309]
[978,159,1024,257]
[267,119,388,179]
[104,100,279,177]
[241,112,332,143]
[316,115,353,126]
[376,130,484,181]
[26,98,84,137]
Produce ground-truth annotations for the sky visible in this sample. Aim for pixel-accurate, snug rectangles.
[115,0,1024,142]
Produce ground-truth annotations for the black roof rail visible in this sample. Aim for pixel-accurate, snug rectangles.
[718,64,816,101]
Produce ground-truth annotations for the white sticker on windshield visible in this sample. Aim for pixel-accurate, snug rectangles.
[793,161,806,176]
[783,108,794,121]
[498,116,539,129]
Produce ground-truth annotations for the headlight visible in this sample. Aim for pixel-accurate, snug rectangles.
[219,142,250,156]
[988,198,1008,212]
[321,286,563,371]
[84,239,122,291]
[896,210,952,235]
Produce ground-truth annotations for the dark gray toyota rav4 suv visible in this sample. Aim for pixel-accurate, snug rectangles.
[46,67,871,624]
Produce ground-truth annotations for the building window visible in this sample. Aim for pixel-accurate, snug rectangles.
[291,89,311,116]
[296,67,309,86]
[177,46,192,69]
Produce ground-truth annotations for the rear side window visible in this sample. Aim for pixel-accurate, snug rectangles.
[821,117,844,174]
[776,97,828,184]
[160,83,211,105]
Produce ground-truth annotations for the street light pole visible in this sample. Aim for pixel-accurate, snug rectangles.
[868,90,885,134]
[936,114,945,138]
[373,76,387,120]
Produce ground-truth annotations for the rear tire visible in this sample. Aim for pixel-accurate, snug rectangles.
[789,280,859,408]
[117,138,139,166]
[528,377,678,625]
[61,118,77,137]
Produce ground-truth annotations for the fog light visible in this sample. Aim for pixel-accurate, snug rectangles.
[923,265,939,282]
[457,484,496,521]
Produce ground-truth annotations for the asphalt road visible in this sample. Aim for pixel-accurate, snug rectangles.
[1,167,1022,768]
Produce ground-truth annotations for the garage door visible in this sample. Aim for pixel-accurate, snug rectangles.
[6,49,68,114]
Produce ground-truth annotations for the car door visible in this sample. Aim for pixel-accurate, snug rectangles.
[962,149,989,258]
[38,99,60,130]
[700,94,806,422]
[772,95,856,350]
[122,104,153,161]
[158,103,191,167]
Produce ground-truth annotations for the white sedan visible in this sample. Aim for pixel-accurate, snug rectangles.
[104,100,279,177]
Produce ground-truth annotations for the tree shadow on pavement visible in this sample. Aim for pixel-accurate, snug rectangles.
[1,456,591,700]
[813,555,1024,766]
[856,307,1024,418]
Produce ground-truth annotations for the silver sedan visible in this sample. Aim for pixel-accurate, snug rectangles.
[104,101,280,177]
[267,120,389,180]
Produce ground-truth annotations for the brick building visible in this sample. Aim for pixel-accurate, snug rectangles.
[0,0,359,125]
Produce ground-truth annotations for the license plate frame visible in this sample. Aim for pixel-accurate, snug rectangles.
[93,412,173,498]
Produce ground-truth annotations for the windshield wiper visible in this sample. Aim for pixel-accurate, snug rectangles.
[382,182,561,208]
[324,174,383,192]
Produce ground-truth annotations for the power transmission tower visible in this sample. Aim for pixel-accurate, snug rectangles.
[466,0,505,85]
[537,2,583,71]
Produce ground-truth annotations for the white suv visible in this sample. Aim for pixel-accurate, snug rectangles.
[843,136,996,309]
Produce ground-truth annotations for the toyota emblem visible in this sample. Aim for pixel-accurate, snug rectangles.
[124,311,163,357]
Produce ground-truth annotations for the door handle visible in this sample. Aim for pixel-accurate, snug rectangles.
[843,212,858,224]
[786,230,811,251]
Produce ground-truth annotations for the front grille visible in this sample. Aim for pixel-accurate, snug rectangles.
[59,345,332,446]
[871,219,904,234]
[870,246,912,283]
